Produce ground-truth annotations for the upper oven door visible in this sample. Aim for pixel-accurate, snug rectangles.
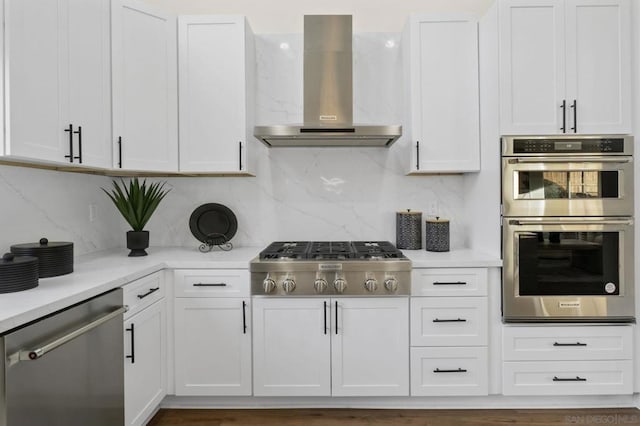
[502,155,633,217]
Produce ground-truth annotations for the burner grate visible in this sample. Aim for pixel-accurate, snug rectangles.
[259,241,311,260]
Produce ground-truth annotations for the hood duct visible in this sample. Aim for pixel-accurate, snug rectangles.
[254,15,402,147]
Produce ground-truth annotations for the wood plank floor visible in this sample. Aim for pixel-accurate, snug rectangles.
[148,408,640,426]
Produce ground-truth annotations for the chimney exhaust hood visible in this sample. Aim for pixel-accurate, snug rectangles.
[254,15,402,147]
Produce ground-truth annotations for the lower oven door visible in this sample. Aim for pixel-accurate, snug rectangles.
[502,217,634,322]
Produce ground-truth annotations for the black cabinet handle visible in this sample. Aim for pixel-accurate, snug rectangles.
[553,342,587,347]
[416,141,420,170]
[434,368,467,373]
[560,99,566,133]
[238,141,243,171]
[553,376,586,382]
[242,300,247,334]
[433,281,467,286]
[126,323,135,364]
[335,301,339,335]
[192,283,227,287]
[137,287,159,299]
[433,318,467,323]
[117,136,122,168]
[64,124,74,163]
[324,301,328,335]
[570,99,577,133]
[73,126,82,163]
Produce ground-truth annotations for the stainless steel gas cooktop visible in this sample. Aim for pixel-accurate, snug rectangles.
[250,241,411,296]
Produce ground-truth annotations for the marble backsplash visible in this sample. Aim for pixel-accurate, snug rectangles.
[0,32,467,254]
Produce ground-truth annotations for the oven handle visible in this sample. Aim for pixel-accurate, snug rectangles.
[509,219,633,226]
[508,157,631,164]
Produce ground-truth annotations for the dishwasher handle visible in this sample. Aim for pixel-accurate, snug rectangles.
[8,306,127,366]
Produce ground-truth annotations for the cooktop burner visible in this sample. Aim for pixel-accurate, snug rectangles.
[259,241,406,261]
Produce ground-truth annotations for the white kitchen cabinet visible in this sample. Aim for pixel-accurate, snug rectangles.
[252,297,409,397]
[5,0,111,168]
[122,271,166,426]
[499,0,631,134]
[173,269,252,396]
[331,298,409,396]
[410,268,489,396]
[111,0,178,172]
[177,15,256,174]
[502,325,634,396]
[403,14,480,173]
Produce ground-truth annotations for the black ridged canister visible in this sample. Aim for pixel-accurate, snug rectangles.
[11,238,73,278]
[0,252,39,293]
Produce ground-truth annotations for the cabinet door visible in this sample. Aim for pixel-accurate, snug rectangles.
[252,298,330,396]
[174,298,252,395]
[331,297,409,396]
[407,15,480,173]
[111,0,178,171]
[178,16,250,173]
[5,0,68,162]
[499,0,566,134]
[67,0,111,168]
[565,0,630,134]
[124,299,166,426]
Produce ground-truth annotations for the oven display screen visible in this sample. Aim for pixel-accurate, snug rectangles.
[554,141,581,150]
[518,231,620,296]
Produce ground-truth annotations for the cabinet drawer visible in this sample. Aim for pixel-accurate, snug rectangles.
[503,360,633,396]
[411,297,487,346]
[503,325,633,361]
[174,269,249,297]
[123,271,165,318]
[411,347,488,396]
[411,268,487,296]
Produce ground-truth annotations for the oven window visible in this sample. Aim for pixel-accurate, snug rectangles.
[518,231,619,295]
[516,171,619,199]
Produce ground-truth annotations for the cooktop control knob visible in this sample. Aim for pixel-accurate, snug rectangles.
[333,278,347,294]
[263,277,277,293]
[282,278,296,293]
[314,278,328,294]
[384,277,399,293]
[364,278,378,292]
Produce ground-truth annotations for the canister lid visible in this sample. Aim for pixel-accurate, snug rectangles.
[426,216,449,223]
[397,209,422,215]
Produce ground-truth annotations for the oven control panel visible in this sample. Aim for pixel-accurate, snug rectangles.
[511,138,625,154]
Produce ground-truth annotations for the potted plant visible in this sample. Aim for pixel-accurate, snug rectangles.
[102,177,171,257]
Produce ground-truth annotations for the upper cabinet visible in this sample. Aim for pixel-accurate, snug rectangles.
[177,15,256,174]
[111,0,178,172]
[4,0,111,168]
[499,0,631,135]
[404,14,480,174]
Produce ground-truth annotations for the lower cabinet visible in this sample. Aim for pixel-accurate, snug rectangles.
[122,271,166,426]
[502,325,634,396]
[252,297,409,397]
[173,298,252,395]
[173,268,252,396]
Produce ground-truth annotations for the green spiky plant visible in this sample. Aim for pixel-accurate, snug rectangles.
[102,178,171,231]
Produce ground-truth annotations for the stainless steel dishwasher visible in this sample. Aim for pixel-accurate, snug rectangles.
[0,288,125,426]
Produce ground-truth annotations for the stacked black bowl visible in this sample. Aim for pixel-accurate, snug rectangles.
[0,252,39,293]
[11,238,73,278]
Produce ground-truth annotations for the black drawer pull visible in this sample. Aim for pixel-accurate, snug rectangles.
[193,283,227,287]
[553,342,587,347]
[434,368,467,373]
[433,318,467,323]
[553,376,587,382]
[242,300,247,334]
[433,281,467,286]
[137,287,160,299]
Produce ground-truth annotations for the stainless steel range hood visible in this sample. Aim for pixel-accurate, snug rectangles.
[254,15,402,147]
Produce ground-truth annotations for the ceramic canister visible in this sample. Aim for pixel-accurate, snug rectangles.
[425,217,450,252]
[396,210,422,250]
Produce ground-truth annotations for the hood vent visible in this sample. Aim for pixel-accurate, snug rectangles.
[254,15,402,147]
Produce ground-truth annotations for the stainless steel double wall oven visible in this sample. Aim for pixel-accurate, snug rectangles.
[501,135,634,322]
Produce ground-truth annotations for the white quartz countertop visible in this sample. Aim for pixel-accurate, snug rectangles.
[0,246,261,334]
[402,248,502,268]
[0,246,501,334]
